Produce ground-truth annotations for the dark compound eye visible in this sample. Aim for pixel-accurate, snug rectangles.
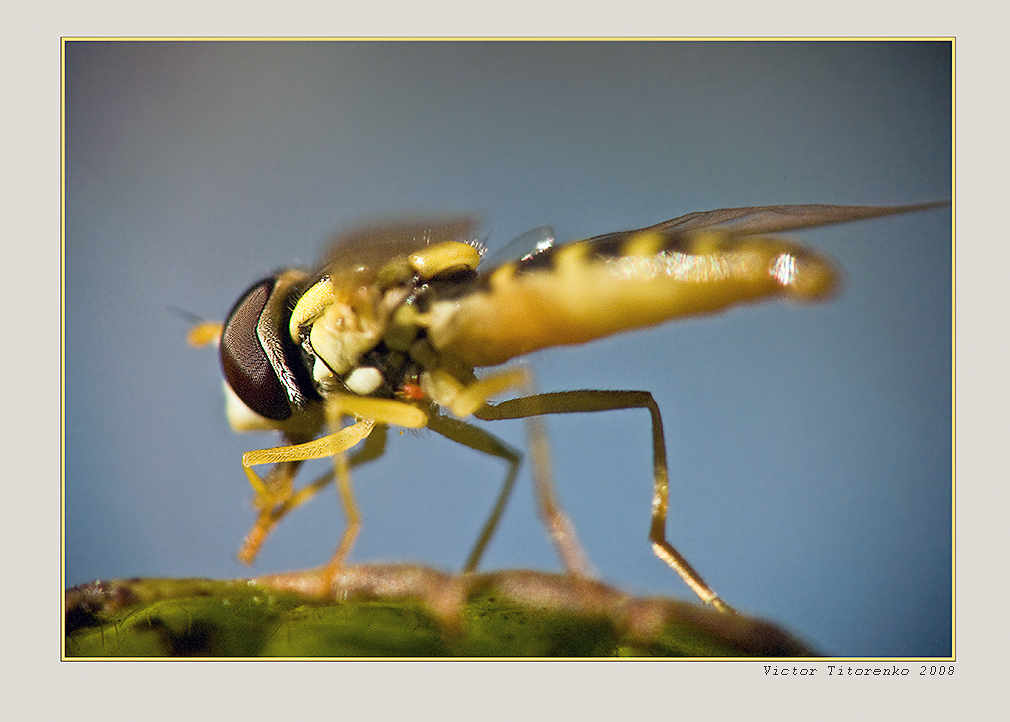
[220,276,319,421]
[220,278,292,421]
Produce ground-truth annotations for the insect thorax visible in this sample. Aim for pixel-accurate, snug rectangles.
[289,246,483,409]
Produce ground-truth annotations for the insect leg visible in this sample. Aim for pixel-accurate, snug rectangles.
[322,450,360,577]
[314,423,394,579]
[238,459,303,564]
[313,398,429,579]
[237,426,389,564]
[456,370,596,579]
[425,413,522,573]
[477,390,733,613]
[236,420,376,564]
[241,420,376,492]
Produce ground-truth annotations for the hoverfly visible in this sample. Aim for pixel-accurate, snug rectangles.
[193,201,946,613]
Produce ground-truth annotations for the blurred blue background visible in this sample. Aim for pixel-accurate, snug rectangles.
[63,40,951,657]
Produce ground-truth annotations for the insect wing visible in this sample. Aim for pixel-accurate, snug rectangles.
[314,217,481,281]
[643,201,949,237]
[481,225,556,271]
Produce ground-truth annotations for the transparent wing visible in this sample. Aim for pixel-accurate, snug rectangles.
[316,217,481,280]
[638,201,949,238]
[481,226,556,271]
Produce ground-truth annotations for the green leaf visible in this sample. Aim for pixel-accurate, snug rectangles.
[65,565,816,657]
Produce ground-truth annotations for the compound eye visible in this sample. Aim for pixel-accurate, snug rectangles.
[220,278,293,421]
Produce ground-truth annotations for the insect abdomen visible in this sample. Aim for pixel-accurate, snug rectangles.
[428,229,838,368]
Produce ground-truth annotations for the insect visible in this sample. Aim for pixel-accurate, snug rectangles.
[193,201,945,613]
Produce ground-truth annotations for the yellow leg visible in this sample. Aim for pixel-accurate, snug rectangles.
[238,463,335,564]
[237,425,391,566]
[477,389,733,613]
[241,420,376,480]
[238,459,302,564]
[322,451,361,578]
[236,391,428,571]
[236,420,376,564]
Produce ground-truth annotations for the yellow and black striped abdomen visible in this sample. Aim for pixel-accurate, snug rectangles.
[428,228,838,369]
